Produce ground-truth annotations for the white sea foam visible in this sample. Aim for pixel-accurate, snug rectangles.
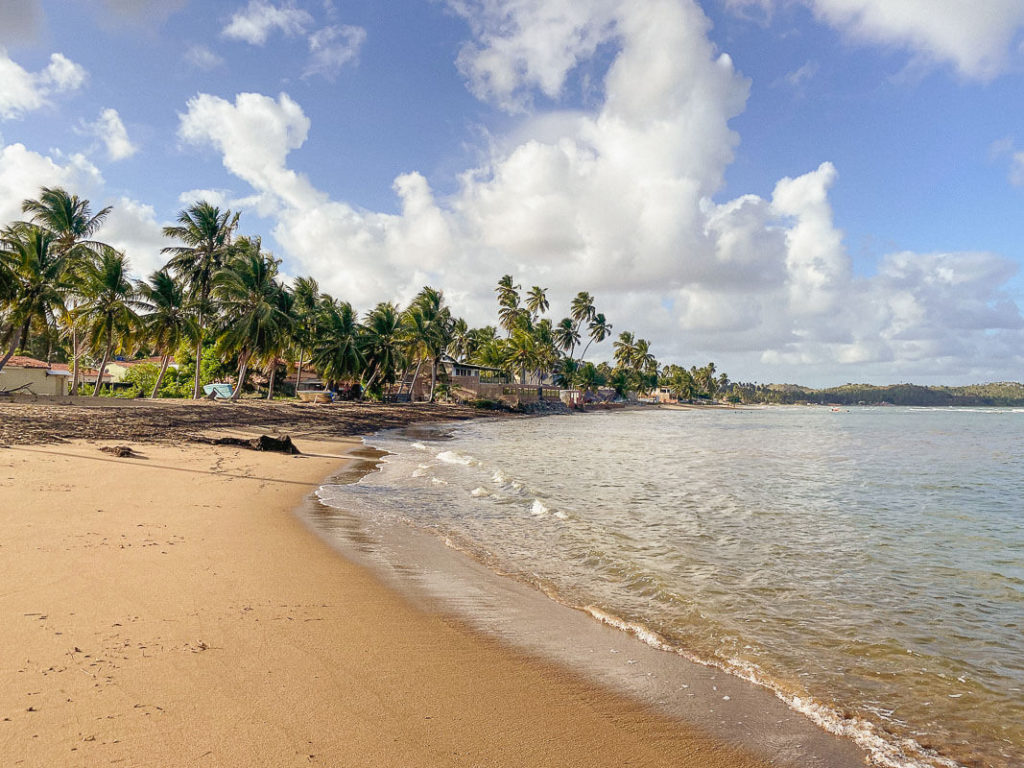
[471,487,490,497]
[411,442,428,451]
[492,470,508,485]
[431,477,448,485]
[531,499,549,516]
[437,450,479,466]
[411,464,429,478]
[583,606,966,768]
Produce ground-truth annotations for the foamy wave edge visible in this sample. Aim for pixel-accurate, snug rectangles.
[583,607,965,768]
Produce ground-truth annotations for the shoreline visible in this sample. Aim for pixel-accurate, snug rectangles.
[308,426,870,768]
[1,415,778,767]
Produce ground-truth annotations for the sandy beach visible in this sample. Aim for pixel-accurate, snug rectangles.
[0,413,775,768]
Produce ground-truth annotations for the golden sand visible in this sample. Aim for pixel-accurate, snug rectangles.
[0,436,770,767]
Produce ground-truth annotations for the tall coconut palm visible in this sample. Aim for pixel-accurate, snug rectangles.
[290,275,320,396]
[360,301,403,397]
[525,285,548,322]
[505,325,547,385]
[21,187,112,256]
[570,291,596,329]
[76,247,143,396]
[495,275,524,337]
[212,239,291,402]
[262,286,295,399]
[138,269,197,398]
[447,317,472,363]
[613,331,637,371]
[22,187,113,390]
[162,201,240,399]
[407,286,453,402]
[579,312,613,360]
[553,316,580,358]
[311,298,364,388]
[0,224,71,375]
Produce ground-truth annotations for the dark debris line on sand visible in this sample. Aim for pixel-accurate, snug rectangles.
[0,401,506,447]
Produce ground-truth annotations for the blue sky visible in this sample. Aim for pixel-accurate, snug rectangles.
[2,0,1024,386]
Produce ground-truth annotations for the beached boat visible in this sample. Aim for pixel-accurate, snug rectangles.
[203,383,234,399]
[297,389,333,403]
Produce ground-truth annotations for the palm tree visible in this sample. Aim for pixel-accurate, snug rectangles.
[570,291,596,329]
[360,301,403,397]
[262,286,295,399]
[405,286,453,402]
[22,187,113,391]
[447,317,472,362]
[212,239,291,402]
[505,325,546,385]
[0,224,71,375]
[311,298,364,389]
[553,317,580,358]
[495,275,524,337]
[579,312,612,360]
[290,275,320,396]
[525,286,548,322]
[21,187,112,256]
[613,331,637,370]
[162,201,240,399]
[138,269,196,398]
[76,247,143,396]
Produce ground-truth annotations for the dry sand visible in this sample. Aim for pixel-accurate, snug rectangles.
[0,433,772,768]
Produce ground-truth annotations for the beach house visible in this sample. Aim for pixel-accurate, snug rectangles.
[0,356,70,396]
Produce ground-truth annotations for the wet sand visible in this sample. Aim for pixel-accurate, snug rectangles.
[0,431,777,767]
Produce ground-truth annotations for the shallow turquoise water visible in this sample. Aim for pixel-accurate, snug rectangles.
[318,407,1024,768]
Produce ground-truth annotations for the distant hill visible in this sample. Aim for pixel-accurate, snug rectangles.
[729,381,1024,407]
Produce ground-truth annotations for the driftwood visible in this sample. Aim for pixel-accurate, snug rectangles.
[100,445,138,458]
[193,434,301,455]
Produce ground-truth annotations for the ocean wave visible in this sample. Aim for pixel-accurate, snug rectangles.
[436,450,480,467]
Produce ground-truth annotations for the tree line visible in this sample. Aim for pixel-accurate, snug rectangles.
[1,187,696,402]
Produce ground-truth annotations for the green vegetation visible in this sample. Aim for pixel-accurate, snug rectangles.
[5,187,1020,407]
[0,189,653,401]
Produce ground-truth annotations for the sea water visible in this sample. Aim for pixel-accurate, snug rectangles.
[316,407,1024,768]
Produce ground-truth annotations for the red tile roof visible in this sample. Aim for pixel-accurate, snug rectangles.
[5,355,51,369]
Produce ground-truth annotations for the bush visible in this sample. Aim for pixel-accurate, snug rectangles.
[124,362,161,396]
[77,383,142,399]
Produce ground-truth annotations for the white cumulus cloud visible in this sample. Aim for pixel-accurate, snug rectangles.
[304,24,366,79]
[728,0,1024,80]
[0,49,87,120]
[82,107,138,161]
[0,140,103,226]
[176,0,1024,384]
[222,0,313,45]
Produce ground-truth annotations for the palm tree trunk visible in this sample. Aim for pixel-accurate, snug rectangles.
[151,354,170,398]
[266,359,277,400]
[428,357,438,402]
[92,337,112,398]
[70,323,81,395]
[230,350,251,402]
[294,349,305,399]
[396,361,412,395]
[409,357,425,401]
[0,326,24,376]
[361,363,382,400]
[192,303,206,400]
